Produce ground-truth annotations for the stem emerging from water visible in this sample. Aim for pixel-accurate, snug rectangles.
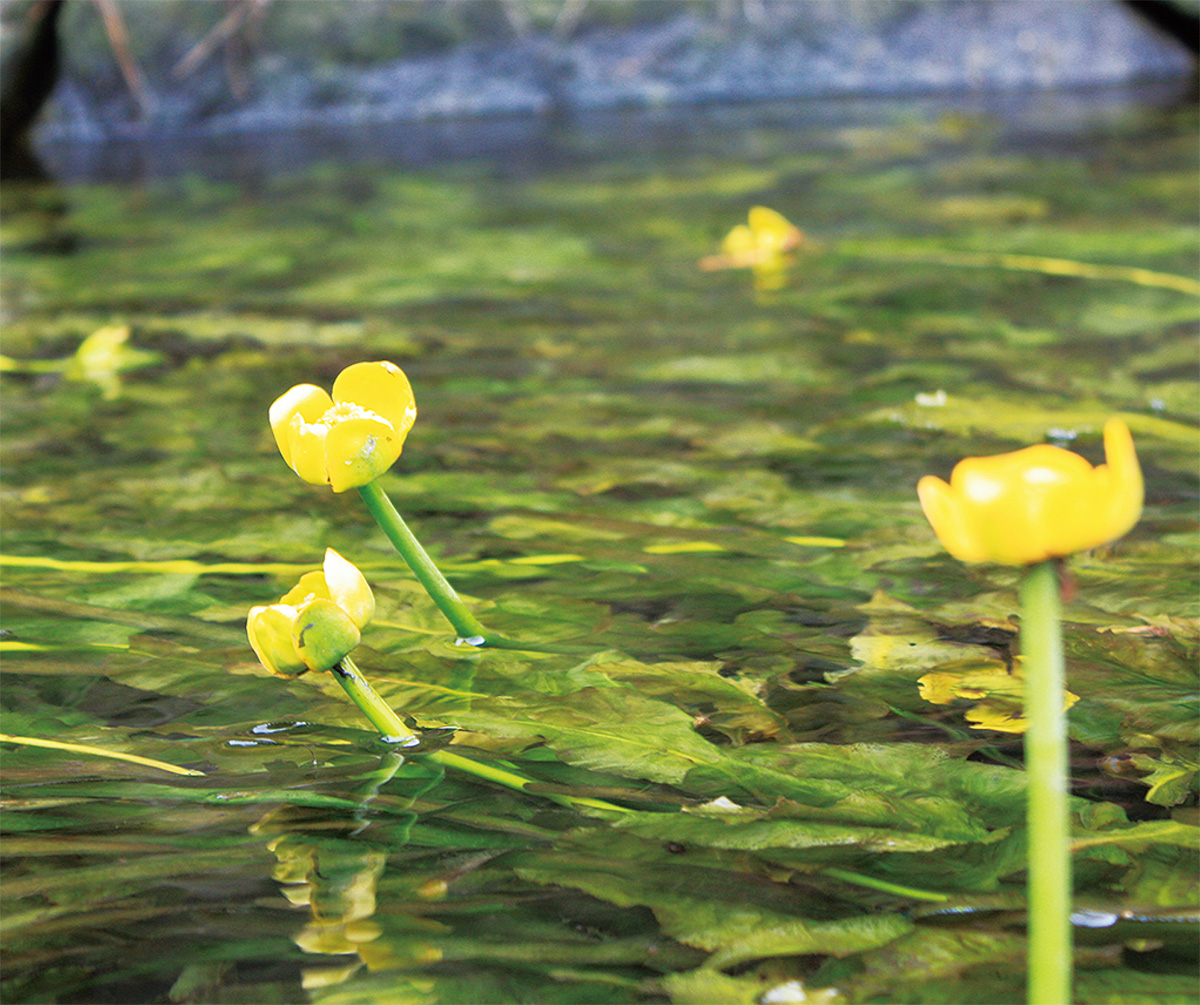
[332,654,630,816]
[357,480,490,644]
[1019,559,1072,1005]
[330,655,418,745]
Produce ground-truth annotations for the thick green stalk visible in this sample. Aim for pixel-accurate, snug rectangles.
[357,480,490,643]
[1019,560,1072,1005]
[330,655,418,745]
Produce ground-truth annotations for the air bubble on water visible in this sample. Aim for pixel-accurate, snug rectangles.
[252,721,309,735]
[1070,910,1118,928]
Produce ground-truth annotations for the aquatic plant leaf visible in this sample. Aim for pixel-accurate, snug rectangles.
[0,734,203,776]
[659,969,767,1005]
[1072,820,1200,852]
[582,654,788,742]
[612,805,965,854]
[872,394,1199,450]
[1071,971,1200,1005]
[514,847,912,967]
[684,742,1023,840]
[1123,752,1199,807]
[816,926,1027,1002]
[705,912,913,971]
[447,686,722,784]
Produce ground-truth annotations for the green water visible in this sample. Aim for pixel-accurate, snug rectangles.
[2,95,1198,1004]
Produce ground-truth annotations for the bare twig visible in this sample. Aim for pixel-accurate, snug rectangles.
[93,0,152,117]
[172,0,270,82]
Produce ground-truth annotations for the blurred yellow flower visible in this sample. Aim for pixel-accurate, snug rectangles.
[917,418,1142,565]
[699,206,811,290]
[1,323,161,400]
[918,659,1079,734]
[247,549,375,676]
[270,361,417,492]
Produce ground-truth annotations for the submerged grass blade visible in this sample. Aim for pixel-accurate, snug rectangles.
[849,246,1200,294]
[0,734,204,776]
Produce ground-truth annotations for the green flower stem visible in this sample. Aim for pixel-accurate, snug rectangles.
[1019,559,1073,1005]
[357,480,491,644]
[426,748,632,816]
[332,654,630,816]
[330,655,418,745]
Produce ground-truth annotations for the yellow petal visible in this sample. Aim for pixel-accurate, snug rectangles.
[322,548,375,630]
[720,224,757,264]
[281,570,331,608]
[294,598,362,672]
[747,205,802,253]
[323,415,401,492]
[285,415,335,486]
[331,361,417,442]
[917,672,959,705]
[918,422,1143,565]
[1096,417,1144,542]
[964,689,1080,733]
[269,385,332,468]
[917,474,986,562]
[964,701,1030,733]
[247,604,308,676]
[1000,446,1094,560]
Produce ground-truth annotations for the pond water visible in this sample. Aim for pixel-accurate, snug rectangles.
[2,88,1198,1005]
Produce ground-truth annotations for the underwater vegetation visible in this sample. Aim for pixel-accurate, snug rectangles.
[1,98,1197,1004]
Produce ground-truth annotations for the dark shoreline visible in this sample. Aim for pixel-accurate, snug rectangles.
[33,76,1196,187]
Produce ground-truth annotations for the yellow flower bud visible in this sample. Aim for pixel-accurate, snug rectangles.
[269,361,417,492]
[246,549,375,676]
[917,418,1142,565]
[280,548,375,632]
[247,603,308,677]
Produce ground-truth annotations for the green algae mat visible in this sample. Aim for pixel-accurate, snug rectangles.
[2,97,1197,1004]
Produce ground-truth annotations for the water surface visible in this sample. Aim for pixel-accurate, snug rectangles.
[3,91,1198,1004]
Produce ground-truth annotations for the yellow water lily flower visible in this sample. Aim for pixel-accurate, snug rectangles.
[270,361,417,492]
[247,549,376,676]
[2,323,161,400]
[699,206,808,271]
[917,418,1142,565]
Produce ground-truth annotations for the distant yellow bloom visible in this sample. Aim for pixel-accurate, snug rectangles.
[1,323,161,400]
[247,549,375,676]
[270,361,417,492]
[699,206,808,271]
[918,659,1079,734]
[917,418,1142,565]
